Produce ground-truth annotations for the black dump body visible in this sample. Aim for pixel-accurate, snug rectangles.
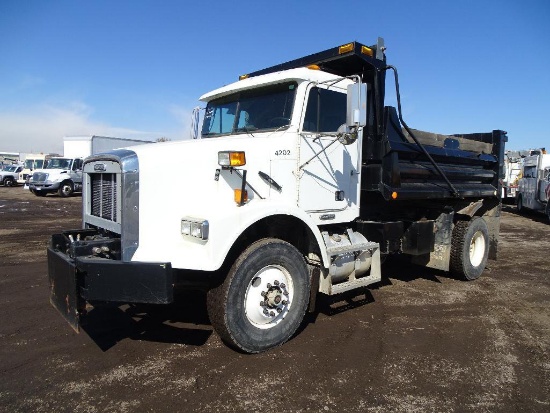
[245,40,507,215]
[363,107,507,202]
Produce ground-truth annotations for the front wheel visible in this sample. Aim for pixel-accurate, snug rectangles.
[207,238,310,353]
[3,177,15,187]
[58,181,74,197]
[450,218,489,281]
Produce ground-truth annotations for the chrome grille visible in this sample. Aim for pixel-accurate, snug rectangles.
[91,173,118,222]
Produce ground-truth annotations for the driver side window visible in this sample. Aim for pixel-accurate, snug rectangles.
[303,87,346,133]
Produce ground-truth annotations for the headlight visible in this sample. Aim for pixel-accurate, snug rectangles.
[181,218,209,240]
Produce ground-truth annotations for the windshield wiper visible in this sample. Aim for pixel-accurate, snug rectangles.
[233,126,256,137]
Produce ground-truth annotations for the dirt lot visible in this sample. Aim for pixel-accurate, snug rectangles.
[0,187,548,412]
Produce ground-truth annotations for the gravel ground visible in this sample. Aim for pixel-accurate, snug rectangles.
[0,187,548,412]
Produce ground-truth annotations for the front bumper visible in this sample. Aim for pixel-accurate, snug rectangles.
[48,230,174,332]
[30,181,61,193]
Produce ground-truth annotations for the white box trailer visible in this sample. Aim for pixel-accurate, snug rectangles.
[63,136,153,158]
[29,136,153,197]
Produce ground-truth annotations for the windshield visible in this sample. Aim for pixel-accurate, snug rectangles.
[201,82,297,138]
[45,158,72,169]
[24,159,45,169]
[4,165,18,172]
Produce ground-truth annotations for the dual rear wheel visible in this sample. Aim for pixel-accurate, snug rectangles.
[450,217,490,281]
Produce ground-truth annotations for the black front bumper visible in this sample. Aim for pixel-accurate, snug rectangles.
[48,231,174,332]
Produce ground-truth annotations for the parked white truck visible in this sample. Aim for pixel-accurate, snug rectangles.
[29,136,152,197]
[501,151,524,202]
[0,164,24,186]
[18,153,58,185]
[516,149,550,219]
[48,39,507,353]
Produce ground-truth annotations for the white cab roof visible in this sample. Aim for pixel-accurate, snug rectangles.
[199,68,350,102]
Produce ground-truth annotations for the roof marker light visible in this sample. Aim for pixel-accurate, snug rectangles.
[338,43,354,54]
[361,46,373,57]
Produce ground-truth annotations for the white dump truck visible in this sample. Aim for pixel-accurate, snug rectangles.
[48,39,507,353]
[516,149,550,219]
[29,136,152,197]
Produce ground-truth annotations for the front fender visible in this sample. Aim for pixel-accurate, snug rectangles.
[132,198,328,272]
[210,199,330,270]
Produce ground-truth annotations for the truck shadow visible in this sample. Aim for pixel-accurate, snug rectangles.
[306,257,449,324]
[81,290,213,352]
[502,204,549,224]
[82,260,463,352]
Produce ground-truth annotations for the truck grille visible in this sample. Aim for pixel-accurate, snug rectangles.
[32,172,48,183]
[90,173,118,222]
[83,151,138,261]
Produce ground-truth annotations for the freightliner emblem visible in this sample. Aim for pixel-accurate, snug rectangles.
[94,164,106,171]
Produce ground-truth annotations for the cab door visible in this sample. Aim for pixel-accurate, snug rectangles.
[297,85,361,222]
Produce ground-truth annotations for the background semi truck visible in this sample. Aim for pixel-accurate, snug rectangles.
[516,149,550,219]
[47,39,507,353]
[29,136,152,197]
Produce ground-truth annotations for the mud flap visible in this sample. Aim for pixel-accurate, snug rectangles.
[47,247,84,332]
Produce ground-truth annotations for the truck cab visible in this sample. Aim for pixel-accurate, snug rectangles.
[29,157,84,197]
[18,154,55,185]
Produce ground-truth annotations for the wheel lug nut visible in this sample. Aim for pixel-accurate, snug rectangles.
[260,301,266,306]
[263,309,269,315]
[267,283,271,288]
[261,291,267,297]
[282,300,288,305]
[269,311,275,317]
[274,280,279,286]
[276,308,282,313]
[280,283,286,288]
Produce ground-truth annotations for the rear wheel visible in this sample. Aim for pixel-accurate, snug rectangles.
[58,181,74,197]
[207,238,310,353]
[450,218,489,281]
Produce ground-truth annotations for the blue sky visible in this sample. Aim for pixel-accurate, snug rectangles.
[0,0,548,154]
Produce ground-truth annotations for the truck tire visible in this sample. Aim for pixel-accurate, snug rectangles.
[58,181,74,197]
[450,218,489,281]
[3,177,15,187]
[207,238,310,353]
[516,195,524,213]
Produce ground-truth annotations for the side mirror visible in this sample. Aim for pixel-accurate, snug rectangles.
[346,83,367,128]
[191,107,201,139]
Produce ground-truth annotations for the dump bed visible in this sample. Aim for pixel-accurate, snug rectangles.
[362,107,507,201]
